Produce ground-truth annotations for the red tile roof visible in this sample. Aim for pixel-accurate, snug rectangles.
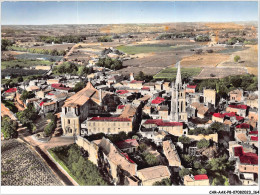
[39,101,45,106]
[89,117,131,122]
[187,85,197,89]
[250,136,258,141]
[234,146,244,157]
[151,96,165,104]
[51,83,71,91]
[122,153,135,164]
[5,88,17,93]
[48,93,54,95]
[240,153,258,165]
[194,174,209,180]
[234,146,258,165]
[117,105,125,109]
[141,87,150,90]
[143,119,182,127]
[116,139,139,149]
[130,80,143,84]
[228,105,247,110]
[116,90,129,95]
[236,123,250,129]
[249,131,258,135]
[213,112,244,121]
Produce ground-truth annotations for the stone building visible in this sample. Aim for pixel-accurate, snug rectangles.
[61,82,103,136]
[203,89,216,107]
[137,165,171,186]
[184,174,210,186]
[162,140,182,167]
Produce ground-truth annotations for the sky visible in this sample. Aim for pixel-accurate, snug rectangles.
[1,1,259,25]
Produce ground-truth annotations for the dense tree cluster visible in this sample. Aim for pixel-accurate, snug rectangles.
[16,103,38,133]
[196,139,210,149]
[50,144,108,185]
[97,36,113,42]
[20,90,35,102]
[194,35,210,42]
[135,71,154,82]
[195,74,258,97]
[1,116,18,139]
[44,113,57,137]
[7,46,66,56]
[153,178,172,186]
[156,33,195,40]
[1,39,14,51]
[73,82,86,92]
[38,35,86,44]
[96,57,123,70]
[2,100,18,113]
[226,37,245,45]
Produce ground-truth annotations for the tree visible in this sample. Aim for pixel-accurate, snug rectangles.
[178,136,191,144]
[193,161,202,169]
[179,168,191,178]
[153,178,172,186]
[139,142,148,151]
[44,121,55,137]
[197,168,207,175]
[1,39,14,51]
[196,139,210,149]
[20,90,35,102]
[73,82,86,92]
[143,152,159,166]
[234,55,240,62]
[1,116,18,139]
[17,76,24,83]
[138,71,145,80]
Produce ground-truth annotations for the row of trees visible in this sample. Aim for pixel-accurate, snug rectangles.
[156,33,195,40]
[7,46,66,56]
[53,62,94,76]
[97,36,113,42]
[38,35,86,44]
[96,57,123,70]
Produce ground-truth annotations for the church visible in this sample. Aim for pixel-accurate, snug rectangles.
[170,61,188,122]
[61,82,104,136]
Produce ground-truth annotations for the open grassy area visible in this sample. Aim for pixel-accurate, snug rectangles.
[117,44,196,55]
[154,67,202,80]
[48,144,107,186]
[1,59,52,70]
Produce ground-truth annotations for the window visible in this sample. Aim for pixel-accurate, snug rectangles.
[127,123,130,126]
[68,119,70,124]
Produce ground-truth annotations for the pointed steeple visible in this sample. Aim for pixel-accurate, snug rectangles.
[175,61,182,89]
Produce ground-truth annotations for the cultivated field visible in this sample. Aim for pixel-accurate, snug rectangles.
[31,43,75,51]
[1,59,52,69]
[1,139,62,186]
[154,67,202,80]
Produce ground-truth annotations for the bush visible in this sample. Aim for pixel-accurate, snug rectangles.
[142,152,159,167]
[178,136,191,144]
[234,55,240,62]
[179,168,191,178]
[153,178,172,186]
[96,57,123,70]
[44,121,55,137]
[197,139,210,149]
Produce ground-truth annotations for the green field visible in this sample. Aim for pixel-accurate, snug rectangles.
[154,67,202,80]
[117,44,196,55]
[1,59,52,70]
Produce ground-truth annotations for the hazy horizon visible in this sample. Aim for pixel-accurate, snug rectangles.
[1,1,258,25]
